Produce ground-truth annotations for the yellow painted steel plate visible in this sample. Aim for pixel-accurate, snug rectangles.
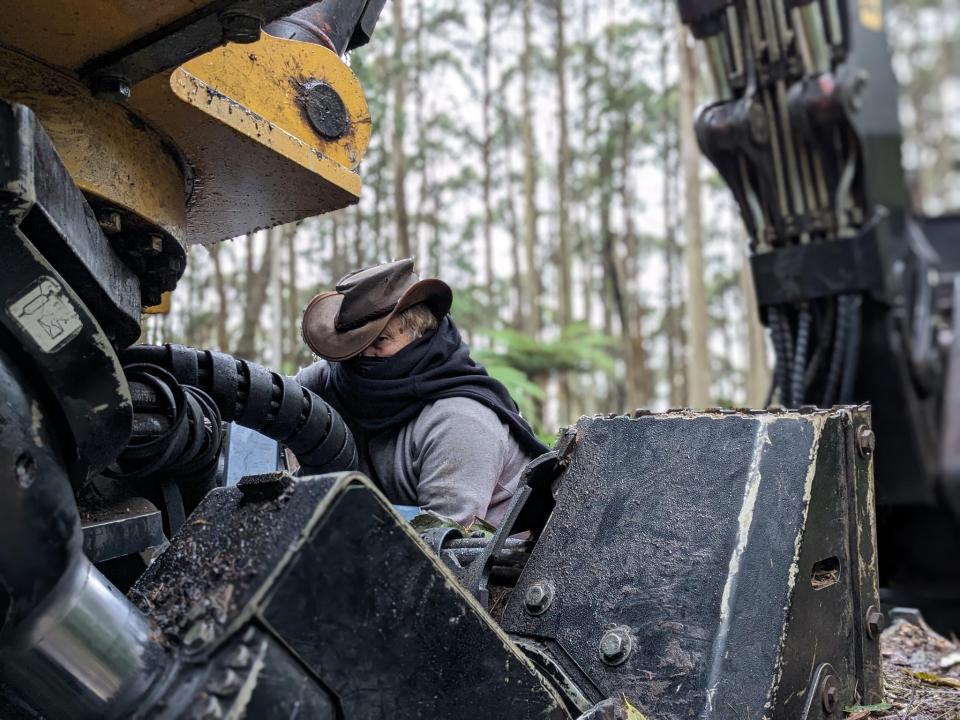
[0,0,219,71]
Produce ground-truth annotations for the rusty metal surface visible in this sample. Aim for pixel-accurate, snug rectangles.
[0,48,188,244]
[499,409,882,719]
[0,0,340,85]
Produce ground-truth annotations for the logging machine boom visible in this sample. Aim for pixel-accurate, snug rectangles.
[0,1,954,718]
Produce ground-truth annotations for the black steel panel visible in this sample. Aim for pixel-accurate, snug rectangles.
[0,99,141,347]
[501,410,881,719]
[262,481,570,719]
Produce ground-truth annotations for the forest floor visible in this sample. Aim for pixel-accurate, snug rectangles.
[865,616,960,719]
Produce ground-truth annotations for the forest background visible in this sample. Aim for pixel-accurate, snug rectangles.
[143,0,960,439]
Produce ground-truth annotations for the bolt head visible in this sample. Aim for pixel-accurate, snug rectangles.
[221,11,262,44]
[91,75,131,103]
[524,582,553,615]
[598,627,633,666]
[820,675,840,713]
[856,425,876,457]
[865,605,884,639]
[97,210,122,234]
[183,620,215,650]
[303,81,350,140]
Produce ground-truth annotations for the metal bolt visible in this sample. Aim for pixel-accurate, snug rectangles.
[183,619,216,651]
[302,81,350,140]
[97,210,122,234]
[226,644,252,669]
[221,11,262,43]
[91,74,131,103]
[820,674,839,714]
[208,669,242,696]
[192,696,224,720]
[524,582,554,615]
[865,605,884,639]
[598,627,633,666]
[856,425,876,458]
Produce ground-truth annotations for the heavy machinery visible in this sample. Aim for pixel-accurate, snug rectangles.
[0,0,952,718]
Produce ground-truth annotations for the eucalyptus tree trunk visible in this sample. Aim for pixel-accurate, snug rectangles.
[498,90,525,329]
[553,0,573,421]
[236,231,276,361]
[209,242,228,351]
[741,246,770,406]
[521,0,541,336]
[481,0,495,311]
[678,20,711,407]
[391,0,411,258]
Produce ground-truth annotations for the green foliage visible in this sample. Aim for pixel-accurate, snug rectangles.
[475,323,616,378]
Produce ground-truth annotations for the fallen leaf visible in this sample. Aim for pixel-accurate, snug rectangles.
[623,695,647,720]
[911,671,960,689]
[844,702,893,713]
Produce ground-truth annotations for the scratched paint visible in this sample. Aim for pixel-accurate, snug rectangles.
[702,418,770,716]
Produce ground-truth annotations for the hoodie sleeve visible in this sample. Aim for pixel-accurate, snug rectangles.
[294,359,331,396]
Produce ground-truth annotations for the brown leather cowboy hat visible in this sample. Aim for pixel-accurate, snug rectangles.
[302,258,453,361]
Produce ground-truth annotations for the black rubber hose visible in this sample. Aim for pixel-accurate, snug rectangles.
[790,304,812,407]
[121,344,357,472]
[822,294,850,407]
[768,306,791,406]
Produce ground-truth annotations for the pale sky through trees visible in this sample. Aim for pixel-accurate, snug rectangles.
[144,0,959,436]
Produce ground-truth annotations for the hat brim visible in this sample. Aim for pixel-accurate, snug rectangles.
[302,278,453,361]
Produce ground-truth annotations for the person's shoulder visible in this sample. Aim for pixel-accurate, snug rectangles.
[294,359,330,390]
[416,397,506,435]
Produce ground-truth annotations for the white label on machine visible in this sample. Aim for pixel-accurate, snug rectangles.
[7,276,83,353]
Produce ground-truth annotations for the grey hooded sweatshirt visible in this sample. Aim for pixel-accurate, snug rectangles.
[296,360,533,526]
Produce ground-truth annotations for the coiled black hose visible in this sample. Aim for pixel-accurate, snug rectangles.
[821,294,850,407]
[768,306,791,406]
[115,364,224,481]
[790,304,812,407]
[121,344,357,472]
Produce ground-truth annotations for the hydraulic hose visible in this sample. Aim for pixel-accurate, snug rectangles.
[121,344,357,472]
[790,304,812,407]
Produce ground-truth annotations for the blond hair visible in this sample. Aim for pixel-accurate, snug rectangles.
[395,302,439,340]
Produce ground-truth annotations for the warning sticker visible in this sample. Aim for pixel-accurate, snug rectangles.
[7,276,83,353]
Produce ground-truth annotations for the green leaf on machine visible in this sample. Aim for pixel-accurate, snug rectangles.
[843,701,893,712]
[409,511,468,534]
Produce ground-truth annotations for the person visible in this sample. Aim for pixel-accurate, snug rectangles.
[295,258,548,527]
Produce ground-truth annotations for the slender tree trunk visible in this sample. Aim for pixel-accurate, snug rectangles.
[498,104,525,330]
[678,20,711,407]
[392,0,411,258]
[481,0,495,311]
[553,0,574,422]
[286,229,298,367]
[521,0,541,336]
[269,226,284,369]
[236,230,276,361]
[209,243,228,351]
[741,244,770,405]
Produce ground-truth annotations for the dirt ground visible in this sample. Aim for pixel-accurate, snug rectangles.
[865,616,960,719]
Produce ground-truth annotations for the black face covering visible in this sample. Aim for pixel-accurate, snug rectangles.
[320,316,548,458]
[346,355,390,376]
